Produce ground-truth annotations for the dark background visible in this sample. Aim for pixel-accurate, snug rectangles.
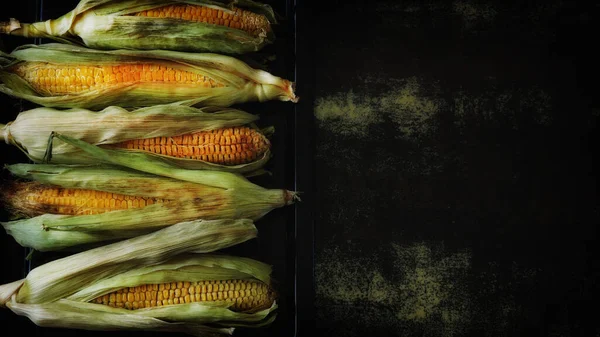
[2,0,600,336]
[304,0,599,336]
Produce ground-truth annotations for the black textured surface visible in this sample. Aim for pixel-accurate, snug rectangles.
[308,0,599,336]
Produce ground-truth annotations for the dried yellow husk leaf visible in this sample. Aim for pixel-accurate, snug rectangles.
[0,104,271,174]
[0,220,277,336]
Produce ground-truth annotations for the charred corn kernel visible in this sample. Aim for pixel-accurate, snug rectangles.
[4,181,167,217]
[133,4,270,38]
[114,126,270,165]
[0,0,276,54]
[93,279,274,312]
[10,62,225,96]
[1,161,297,252]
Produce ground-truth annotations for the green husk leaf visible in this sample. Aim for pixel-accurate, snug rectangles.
[2,203,246,251]
[117,148,272,175]
[1,0,277,54]
[2,104,270,174]
[226,311,278,327]
[131,301,277,326]
[0,215,278,334]
[7,299,234,336]
[67,254,272,302]
[13,219,257,304]
[7,297,275,333]
[5,163,224,199]
[7,299,233,337]
[0,43,296,109]
[47,133,296,202]
[2,163,291,251]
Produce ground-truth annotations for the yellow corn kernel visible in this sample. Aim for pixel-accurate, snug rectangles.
[112,126,269,165]
[8,182,168,216]
[9,61,225,96]
[91,279,275,313]
[132,4,270,37]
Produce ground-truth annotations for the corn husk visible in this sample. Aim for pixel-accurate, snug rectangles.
[1,0,277,54]
[46,132,296,192]
[0,43,297,109]
[0,104,271,174]
[1,163,296,251]
[0,220,277,336]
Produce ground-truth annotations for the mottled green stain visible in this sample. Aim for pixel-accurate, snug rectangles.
[315,77,442,141]
[316,242,473,336]
[368,271,394,304]
[315,246,374,303]
[312,1,581,335]
[452,1,497,28]
[315,78,553,143]
[380,77,443,139]
[314,90,382,138]
[391,243,472,329]
[316,242,549,336]
[453,87,553,131]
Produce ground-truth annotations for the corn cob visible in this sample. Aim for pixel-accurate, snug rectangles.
[0,43,297,109]
[6,181,168,217]
[133,4,271,38]
[0,104,271,174]
[113,126,270,166]
[11,61,226,96]
[0,220,277,335]
[0,0,276,54]
[1,163,297,251]
[92,279,275,312]
[45,131,291,194]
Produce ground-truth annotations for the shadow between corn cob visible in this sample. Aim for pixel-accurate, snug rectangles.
[1,0,277,54]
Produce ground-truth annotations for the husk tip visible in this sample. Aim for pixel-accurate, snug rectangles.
[1,18,21,34]
[0,279,24,308]
[285,190,301,204]
[0,180,45,219]
[288,81,299,103]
